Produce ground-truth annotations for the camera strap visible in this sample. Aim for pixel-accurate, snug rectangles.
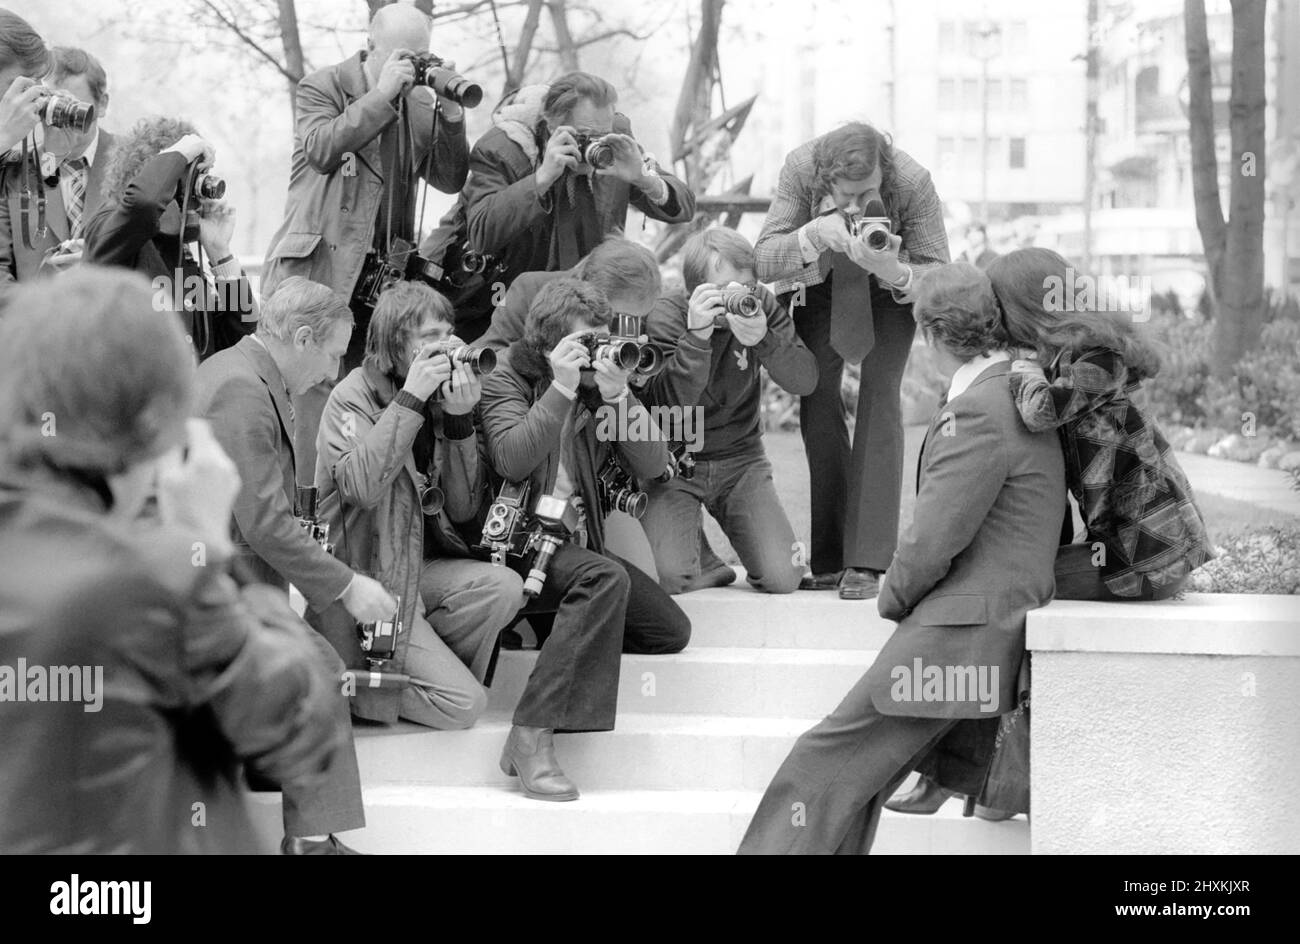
[177,161,213,357]
[17,138,47,251]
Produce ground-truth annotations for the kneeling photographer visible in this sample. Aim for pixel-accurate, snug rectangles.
[476,278,691,801]
[84,118,257,359]
[312,282,524,733]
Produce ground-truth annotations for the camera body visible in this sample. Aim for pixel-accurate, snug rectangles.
[40,93,95,134]
[294,486,334,556]
[478,481,532,564]
[848,214,892,251]
[597,455,648,519]
[353,238,443,311]
[403,53,483,108]
[578,326,663,377]
[475,482,580,597]
[609,313,664,377]
[357,594,402,666]
[712,289,762,329]
[571,132,616,170]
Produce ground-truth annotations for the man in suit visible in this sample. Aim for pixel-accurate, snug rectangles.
[756,122,949,600]
[196,276,399,855]
[737,262,1064,854]
[0,47,115,291]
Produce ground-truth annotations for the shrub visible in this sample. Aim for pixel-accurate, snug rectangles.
[1187,525,1300,595]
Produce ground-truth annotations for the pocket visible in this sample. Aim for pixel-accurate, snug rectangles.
[270,232,323,260]
[916,593,988,627]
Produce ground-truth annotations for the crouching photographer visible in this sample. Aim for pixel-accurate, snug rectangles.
[0,268,343,854]
[84,118,257,360]
[312,281,523,733]
[476,278,690,801]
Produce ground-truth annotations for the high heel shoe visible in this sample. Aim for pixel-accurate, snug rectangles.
[499,724,579,801]
[884,774,956,814]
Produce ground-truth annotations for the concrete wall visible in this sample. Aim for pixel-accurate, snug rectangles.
[1028,595,1300,854]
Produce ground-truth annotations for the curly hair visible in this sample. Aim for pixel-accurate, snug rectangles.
[914,262,1007,359]
[811,122,897,215]
[100,116,198,207]
[523,277,612,355]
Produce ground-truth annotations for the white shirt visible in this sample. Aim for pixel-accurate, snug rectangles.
[946,350,1010,403]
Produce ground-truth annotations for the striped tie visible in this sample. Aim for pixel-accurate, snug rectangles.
[63,157,88,239]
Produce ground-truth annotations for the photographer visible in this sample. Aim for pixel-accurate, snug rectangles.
[0,9,47,159]
[477,278,690,800]
[1,47,115,290]
[639,228,817,595]
[0,268,344,854]
[261,2,469,373]
[312,281,523,732]
[426,73,694,342]
[756,122,949,600]
[83,118,258,360]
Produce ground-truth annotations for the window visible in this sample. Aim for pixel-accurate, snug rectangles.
[986,78,1003,110]
[938,21,956,55]
[1009,137,1026,169]
[938,78,956,110]
[961,78,980,110]
[1009,78,1028,111]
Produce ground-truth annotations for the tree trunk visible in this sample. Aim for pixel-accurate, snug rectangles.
[1184,0,1227,311]
[1217,0,1268,369]
[548,0,580,72]
[670,0,725,188]
[505,0,547,98]
[277,0,306,120]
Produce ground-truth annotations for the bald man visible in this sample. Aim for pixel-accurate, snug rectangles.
[263,2,471,470]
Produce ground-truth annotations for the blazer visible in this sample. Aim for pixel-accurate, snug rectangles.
[194,335,355,612]
[868,361,1066,720]
[0,129,115,292]
[261,51,469,300]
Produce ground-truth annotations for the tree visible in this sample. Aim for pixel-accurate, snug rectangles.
[1184,0,1267,371]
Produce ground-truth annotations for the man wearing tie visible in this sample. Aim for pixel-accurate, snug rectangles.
[0,47,114,290]
[755,122,949,600]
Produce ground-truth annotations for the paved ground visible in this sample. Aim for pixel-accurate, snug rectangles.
[1170,451,1300,518]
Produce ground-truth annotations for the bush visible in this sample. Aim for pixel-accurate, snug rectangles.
[1187,525,1300,594]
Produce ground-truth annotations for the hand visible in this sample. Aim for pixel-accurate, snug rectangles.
[198,201,235,258]
[0,78,45,152]
[378,49,417,99]
[548,330,590,391]
[593,133,646,184]
[340,574,399,624]
[1011,356,1045,375]
[846,231,905,282]
[592,358,633,401]
[725,283,769,347]
[154,418,240,559]
[687,283,723,338]
[810,213,852,254]
[440,362,481,415]
[536,125,580,191]
[163,133,215,168]
[402,346,455,401]
[42,239,84,270]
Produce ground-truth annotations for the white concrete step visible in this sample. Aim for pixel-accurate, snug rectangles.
[487,647,876,718]
[676,586,893,649]
[354,713,810,791]
[249,786,1028,855]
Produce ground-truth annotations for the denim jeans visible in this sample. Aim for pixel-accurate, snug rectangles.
[642,450,803,594]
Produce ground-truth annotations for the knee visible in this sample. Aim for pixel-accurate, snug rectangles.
[441,684,490,730]
[760,569,802,595]
[483,567,526,620]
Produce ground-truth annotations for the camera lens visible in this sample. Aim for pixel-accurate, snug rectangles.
[635,343,664,376]
[866,227,890,251]
[426,64,483,108]
[598,339,641,371]
[460,248,487,274]
[194,172,226,201]
[457,346,496,376]
[723,291,761,318]
[614,489,648,519]
[420,484,445,516]
[42,96,95,134]
[584,140,616,169]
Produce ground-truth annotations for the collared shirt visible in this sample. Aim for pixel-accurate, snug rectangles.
[947,350,1010,403]
[58,128,98,214]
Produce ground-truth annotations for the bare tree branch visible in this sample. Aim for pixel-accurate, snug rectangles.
[198,0,300,85]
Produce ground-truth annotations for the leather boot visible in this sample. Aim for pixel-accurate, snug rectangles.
[884,775,956,814]
[500,724,579,801]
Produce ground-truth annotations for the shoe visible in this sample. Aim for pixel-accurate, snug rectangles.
[280,834,363,855]
[499,628,524,650]
[799,570,843,591]
[499,725,579,801]
[973,804,1018,822]
[838,568,881,600]
[883,775,956,815]
[699,563,738,589]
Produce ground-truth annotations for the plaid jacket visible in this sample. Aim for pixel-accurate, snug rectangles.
[754,138,949,297]
[1009,349,1214,597]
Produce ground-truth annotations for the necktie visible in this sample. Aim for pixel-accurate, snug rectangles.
[828,252,875,364]
[63,157,88,239]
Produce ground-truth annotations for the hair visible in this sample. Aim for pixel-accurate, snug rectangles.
[986,248,1162,380]
[681,228,755,294]
[575,236,661,305]
[0,266,194,476]
[364,280,454,376]
[542,71,618,128]
[258,276,352,344]
[48,46,107,104]
[523,277,612,354]
[101,116,198,207]
[914,262,1008,359]
[811,122,896,213]
[0,8,48,78]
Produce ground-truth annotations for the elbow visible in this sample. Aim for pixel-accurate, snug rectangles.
[302,140,341,175]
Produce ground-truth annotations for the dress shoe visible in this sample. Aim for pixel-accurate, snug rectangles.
[500,724,579,801]
[839,568,881,600]
[280,834,363,855]
[884,775,956,815]
[799,570,843,591]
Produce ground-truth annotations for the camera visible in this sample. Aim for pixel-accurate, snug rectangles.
[422,340,497,377]
[295,486,333,555]
[849,215,891,251]
[353,238,442,311]
[653,442,696,484]
[478,481,531,564]
[571,132,616,170]
[40,93,95,134]
[418,477,445,517]
[713,288,762,329]
[608,313,664,377]
[524,495,580,597]
[192,170,225,201]
[475,482,580,597]
[578,332,642,372]
[346,594,409,689]
[404,53,483,108]
[597,455,648,519]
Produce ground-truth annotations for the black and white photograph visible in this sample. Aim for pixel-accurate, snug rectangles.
[0,0,1295,882]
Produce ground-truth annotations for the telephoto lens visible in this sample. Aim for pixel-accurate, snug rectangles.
[413,54,483,108]
[41,94,95,134]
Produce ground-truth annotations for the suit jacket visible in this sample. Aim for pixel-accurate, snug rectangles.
[0,129,115,292]
[261,51,469,300]
[868,361,1065,720]
[754,137,949,297]
[195,336,355,612]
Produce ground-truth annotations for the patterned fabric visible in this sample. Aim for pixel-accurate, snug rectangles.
[754,139,950,296]
[63,157,88,239]
[1009,348,1214,597]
